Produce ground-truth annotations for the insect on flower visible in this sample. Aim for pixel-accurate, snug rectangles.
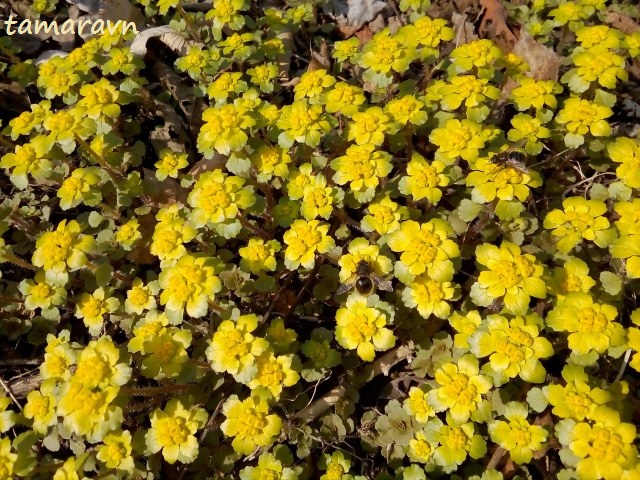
[489,148,529,174]
[336,260,393,296]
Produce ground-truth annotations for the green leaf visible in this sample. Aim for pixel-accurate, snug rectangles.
[225,154,251,176]
[457,198,484,222]
[94,262,113,287]
[254,274,276,293]
[467,105,490,123]
[593,89,617,108]
[526,387,549,413]
[398,464,427,480]
[564,132,584,149]
[600,271,623,296]
[88,211,104,228]
[589,183,609,200]
[608,181,632,201]
[494,200,524,221]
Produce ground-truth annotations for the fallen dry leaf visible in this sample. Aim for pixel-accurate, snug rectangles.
[478,0,519,53]
[512,30,562,81]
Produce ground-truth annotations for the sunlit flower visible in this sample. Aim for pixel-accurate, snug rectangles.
[145,398,208,464]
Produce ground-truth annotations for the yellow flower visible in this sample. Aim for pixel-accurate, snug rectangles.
[555,97,612,147]
[188,169,256,228]
[448,310,482,351]
[43,107,96,150]
[115,218,142,251]
[57,382,123,442]
[300,174,337,220]
[403,386,435,424]
[239,452,297,480]
[359,28,417,74]
[286,163,314,200]
[128,311,170,354]
[549,1,590,27]
[335,296,395,361]
[277,100,331,148]
[338,237,392,285]
[155,149,189,181]
[0,438,17,480]
[471,241,546,315]
[402,273,457,319]
[607,137,640,189]
[426,416,487,472]
[387,219,460,283]
[510,76,562,111]
[58,167,102,210]
[32,219,95,275]
[324,82,366,117]
[407,429,435,464]
[488,402,548,464]
[18,270,66,311]
[23,378,58,434]
[562,406,638,480]
[469,314,553,384]
[449,39,503,76]
[543,197,613,253]
[75,287,121,335]
[145,398,208,464]
[564,46,627,93]
[77,78,121,119]
[96,430,135,473]
[331,143,392,202]
[206,314,270,380]
[158,254,222,318]
[544,364,612,420]
[429,118,486,164]
[546,257,596,300]
[221,393,283,455]
[385,94,428,127]
[294,69,336,102]
[332,38,360,63]
[197,102,256,156]
[466,154,542,203]
[283,219,335,270]
[575,25,623,49]
[361,196,409,236]
[40,331,76,382]
[239,238,281,274]
[319,451,353,480]
[427,354,493,423]
[348,107,392,146]
[546,292,625,356]
[0,135,54,189]
[250,144,291,182]
[440,75,501,111]
[150,220,195,265]
[248,353,300,399]
[405,15,454,50]
[399,152,450,204]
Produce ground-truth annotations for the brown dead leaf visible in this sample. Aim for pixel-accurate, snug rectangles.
[451,11,478,46]
[512,30,562,81]
[336,24,360,38]
[307,39,331,72]
[478,0,519,53]
[354,24,374,45]
[142,168,188,207]
[605,7,640,34]
[188,155,227,176]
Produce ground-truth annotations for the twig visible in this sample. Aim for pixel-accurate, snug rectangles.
[0,376,22,411]
[292,341,414,423]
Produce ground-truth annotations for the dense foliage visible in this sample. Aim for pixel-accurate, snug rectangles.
[1,0,640,479]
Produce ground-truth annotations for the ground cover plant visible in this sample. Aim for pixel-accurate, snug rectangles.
[1,0,640,478]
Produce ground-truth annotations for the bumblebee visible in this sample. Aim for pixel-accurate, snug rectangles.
[489,148,529,174]
[336,260,393,296]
